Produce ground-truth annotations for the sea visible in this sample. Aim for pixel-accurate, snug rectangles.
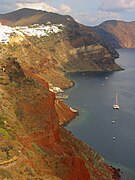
[65,49,135,179]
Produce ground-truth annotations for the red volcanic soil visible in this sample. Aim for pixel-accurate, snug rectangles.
[2,57,120,179]
[55,99,78,125]
[63,156,91,180]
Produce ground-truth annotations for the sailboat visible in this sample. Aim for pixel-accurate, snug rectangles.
[113,92,120,110]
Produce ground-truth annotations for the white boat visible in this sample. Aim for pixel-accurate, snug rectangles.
[113,136,116,140]
[113,92,120,110]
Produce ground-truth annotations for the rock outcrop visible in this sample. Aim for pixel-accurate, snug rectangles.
[0,8,122,179]
[0,9,122,80]
[94,20,135,48]
[0,53,121,179]
[3,26,121,89]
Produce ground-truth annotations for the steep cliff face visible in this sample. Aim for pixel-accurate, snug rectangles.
[94,20,135,48]
[4,26,121,89]
[55,100,77,125]
[0,9,122,80]
[0,53,120,179]
[2,9,134,50]
[0,9,122,179]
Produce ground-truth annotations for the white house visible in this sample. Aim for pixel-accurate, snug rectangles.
[0,23,63,44]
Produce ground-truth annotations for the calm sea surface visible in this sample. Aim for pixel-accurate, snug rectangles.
[65,49,135,176]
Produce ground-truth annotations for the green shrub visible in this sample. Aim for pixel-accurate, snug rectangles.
[0,128,11,140]
[0,116,6,128]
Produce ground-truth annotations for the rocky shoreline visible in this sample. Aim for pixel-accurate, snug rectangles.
[0,56,122,179]
[60,73,122,179]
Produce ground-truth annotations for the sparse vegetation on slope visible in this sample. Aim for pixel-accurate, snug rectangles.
[0,44,120,180]
[0,8,122,179]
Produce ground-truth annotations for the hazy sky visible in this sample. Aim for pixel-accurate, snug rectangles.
[0,0,135,25]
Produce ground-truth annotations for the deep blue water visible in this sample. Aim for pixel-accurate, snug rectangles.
[65,49,135,175]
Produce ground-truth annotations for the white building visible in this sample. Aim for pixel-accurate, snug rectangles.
[0,23,63,44]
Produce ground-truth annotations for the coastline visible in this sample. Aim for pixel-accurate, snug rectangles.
[55,98,79,126]
[61,72,122,179]
[108,161,135,179]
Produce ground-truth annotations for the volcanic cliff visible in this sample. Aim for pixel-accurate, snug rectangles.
[94,20,135,48]
[0,9,123,89]
[0,9,122,78]
[0,50,120,179]
[0,8,122,179]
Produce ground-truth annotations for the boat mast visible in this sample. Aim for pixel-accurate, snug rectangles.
[116,92,118,105]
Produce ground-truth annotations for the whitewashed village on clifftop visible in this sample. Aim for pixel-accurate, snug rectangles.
[0,22,63,44]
